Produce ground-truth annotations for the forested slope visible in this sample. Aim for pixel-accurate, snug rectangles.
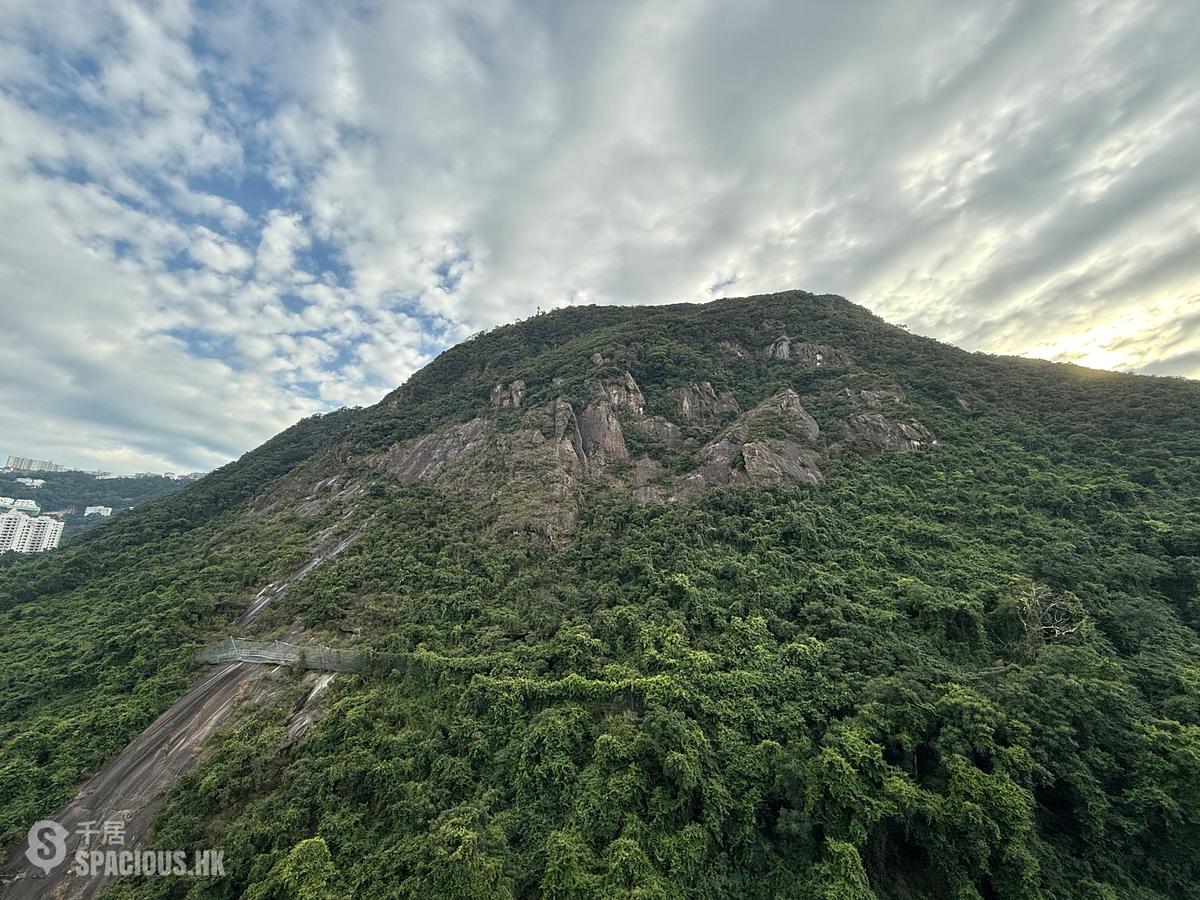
[3,292,1199,899]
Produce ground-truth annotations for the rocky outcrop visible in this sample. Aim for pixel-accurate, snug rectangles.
[630,415,684,448]
[675,381,739,425]
[365,374,930,538]
[548,399,589,478]
[737,388,820,443]
[741,441,823,486]
[845,413,935,452]
[490,380,527,408]
[376,417,493,482]
[758,336,851,367]
[955,393,982,412]
[591,371,645,415]
[673,436,822,499]
[631,455,665,504]
[671,389,824,499]
[673,437,741,499]
[590,352,605,366]
[840,385,905,407]
[717,340,748,358]
[577,401,629,468]
[759,335,794,360]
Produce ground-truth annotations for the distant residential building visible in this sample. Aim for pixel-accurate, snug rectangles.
[5,455,66,472]
[84,505,113,517]
[0,497,41,515]
[14,477,45,488]
[0,509,64,553]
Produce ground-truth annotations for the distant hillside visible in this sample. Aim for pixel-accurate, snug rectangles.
[2,292,1198,899]
[0,470,191,540]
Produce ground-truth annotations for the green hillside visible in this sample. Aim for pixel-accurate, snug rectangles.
[3,292,1198,899]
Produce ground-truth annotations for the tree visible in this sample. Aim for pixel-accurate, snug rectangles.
[1010,580,1090,661]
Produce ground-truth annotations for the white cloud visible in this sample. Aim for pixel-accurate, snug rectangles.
[255,210,309,280]
[0,0,1198,473]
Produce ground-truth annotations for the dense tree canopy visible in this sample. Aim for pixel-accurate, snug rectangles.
[2,293,1198,898]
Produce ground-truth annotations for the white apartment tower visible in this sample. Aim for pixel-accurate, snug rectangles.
[5,455,66,472]
[0,509,64,553]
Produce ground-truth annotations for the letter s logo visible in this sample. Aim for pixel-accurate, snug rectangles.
[25,819,69,874]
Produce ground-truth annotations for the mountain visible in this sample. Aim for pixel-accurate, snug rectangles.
[0,470,198,541]
[2,291,1199,899]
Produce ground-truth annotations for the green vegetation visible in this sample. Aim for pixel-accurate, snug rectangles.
[0,470,190,540]
[3,293,1199,898]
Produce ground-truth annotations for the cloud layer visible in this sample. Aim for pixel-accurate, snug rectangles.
[2,0,1197,471]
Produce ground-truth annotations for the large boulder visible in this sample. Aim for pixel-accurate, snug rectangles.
[591,371,645,415]
[741,441,823,485]
[675,381,739,425]
[846,413,935,451]
[740,388,820,443]
[577,401,629,468]
[490,379,527,408]
[630,415,685,448]
[758,336,851,367]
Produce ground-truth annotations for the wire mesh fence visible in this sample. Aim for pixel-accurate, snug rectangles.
[196,637,367,673]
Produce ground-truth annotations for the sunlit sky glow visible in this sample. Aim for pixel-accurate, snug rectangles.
[2,0,1198,472]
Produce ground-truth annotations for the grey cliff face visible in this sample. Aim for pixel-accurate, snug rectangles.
[630,415,684,448]
[591,371,645,415]
[845,413,936,451]
[376,417,493,483]
[839,385,905,407]
[577,401,630,468]
[675,381,739,424]
[490,379,527,408]
[671,389,824,499]
[757,335,852,367]
[351,336,936,541]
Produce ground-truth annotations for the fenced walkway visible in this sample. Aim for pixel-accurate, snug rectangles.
[196,637,367,673]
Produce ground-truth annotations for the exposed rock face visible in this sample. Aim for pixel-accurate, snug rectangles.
[590,352,605,366]
[955,393,981,412]
[673,438,742,499]
[630,415,684,448]
[846,413,935,451]
[592,371,645,415]
[490,379,527,408]
[671,389,824,499]
[675,381,739,424]
[577,401,629,468]
[376,417,493,482]
[631,455,662,487]
[759,335,794,360]
[740,388,820,443]
[549,399,589,478]
[840,385,905,407]
[631,455,665,504]
[741,441,823,486]
[364,372,930,539]
[672,437,823,499]
[717,340,748,358]
[758,336,851,367]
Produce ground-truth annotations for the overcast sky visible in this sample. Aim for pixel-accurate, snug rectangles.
[2,0,1198,473]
